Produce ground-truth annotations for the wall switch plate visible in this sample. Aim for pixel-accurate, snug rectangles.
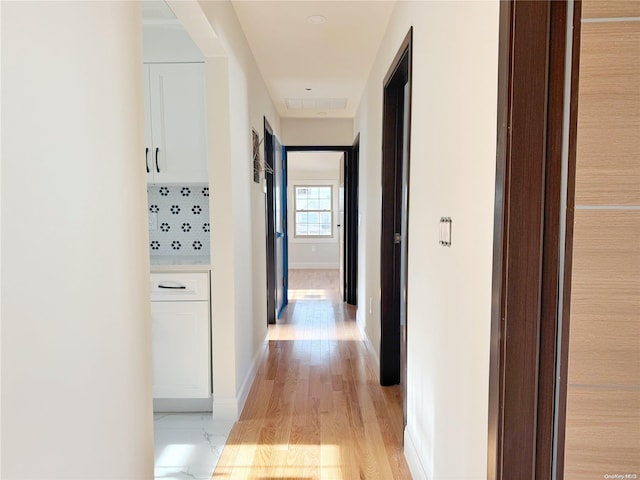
[149,211,158,230]
[439,217,452,246]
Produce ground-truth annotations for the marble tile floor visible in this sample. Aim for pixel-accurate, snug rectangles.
[154,413,234,480]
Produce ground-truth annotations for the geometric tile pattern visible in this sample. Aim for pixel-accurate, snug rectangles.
[148,184,210,258]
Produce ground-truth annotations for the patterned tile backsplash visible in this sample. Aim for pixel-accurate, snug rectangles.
[148,184,210,258]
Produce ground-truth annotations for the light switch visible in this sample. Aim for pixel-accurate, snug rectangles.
[149,211,158,230]
[439,217,452,246]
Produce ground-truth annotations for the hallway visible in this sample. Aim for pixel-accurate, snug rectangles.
[213,269,411,479]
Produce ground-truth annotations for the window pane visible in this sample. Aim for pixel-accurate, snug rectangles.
[319,199,331,211]
[319,187,331,200]
[294,185,333,237]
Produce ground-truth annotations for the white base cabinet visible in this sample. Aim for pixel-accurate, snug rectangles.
[151,272,211,399]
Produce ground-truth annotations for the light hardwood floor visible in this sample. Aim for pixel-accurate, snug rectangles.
[213,269,412,479]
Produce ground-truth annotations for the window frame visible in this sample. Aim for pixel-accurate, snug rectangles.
[293,184,334,239]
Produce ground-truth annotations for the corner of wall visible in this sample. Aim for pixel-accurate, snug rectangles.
[212,397,239,421]
[213,329,268,422]
[404,428,431,480]
[235,332,268,417]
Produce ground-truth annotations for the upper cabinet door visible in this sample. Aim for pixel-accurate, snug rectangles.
[147,63,208,184]
[143,65,154,183]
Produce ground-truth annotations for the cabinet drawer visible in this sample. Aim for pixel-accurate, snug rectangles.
[150,272,209,301]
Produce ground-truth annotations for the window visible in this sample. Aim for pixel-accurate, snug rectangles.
[294,185,333,237]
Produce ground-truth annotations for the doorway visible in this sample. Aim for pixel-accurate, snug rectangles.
[380,28,412,401]
[286,152,342,276]
[284,145,359,306]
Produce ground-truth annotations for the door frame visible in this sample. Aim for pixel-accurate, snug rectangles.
[264,118,276,325]
[487,1,581,478]
[345,136,359,306]
[284,144,358,305]
[281,147,289,314]
[379,28,412,388]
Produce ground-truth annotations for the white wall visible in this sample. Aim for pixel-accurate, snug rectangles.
[173,1,281,420]
[0,3,3,472]
[1,2,153,478]
[355,1,499,479]
[288,152,342,269]
[282,118,354,146]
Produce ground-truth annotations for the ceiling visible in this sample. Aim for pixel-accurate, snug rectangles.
[231,1,396,119]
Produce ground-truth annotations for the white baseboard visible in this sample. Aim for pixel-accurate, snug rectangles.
[359,320,380,379]
[404,428,429,480]
[213,334,268,422]
[212,396,238,420]
[153,397,212,413]
[236,335,268,415]
[288,262,339,269]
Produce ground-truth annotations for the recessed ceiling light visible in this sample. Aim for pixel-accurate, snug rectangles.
[307,14,327,25]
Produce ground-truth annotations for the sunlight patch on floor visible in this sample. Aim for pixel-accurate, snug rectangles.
[268,326,361,342]
[288,288,331,300]
[213,444,342,479]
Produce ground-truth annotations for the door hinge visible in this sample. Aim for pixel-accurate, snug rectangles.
[394,233,402,244]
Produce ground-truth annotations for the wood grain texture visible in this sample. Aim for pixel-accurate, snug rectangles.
[582,0,640,19]
[575,22,640,205]
[564,387,640,480]
[567,211,640,386]
[213,270,411,479]
[555,4,584,478]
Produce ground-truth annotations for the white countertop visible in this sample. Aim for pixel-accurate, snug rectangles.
[150,256,211,272]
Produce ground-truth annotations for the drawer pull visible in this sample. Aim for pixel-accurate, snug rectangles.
[158,284,186,290]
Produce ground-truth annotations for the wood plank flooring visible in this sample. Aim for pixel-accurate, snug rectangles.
[213,269,412,479]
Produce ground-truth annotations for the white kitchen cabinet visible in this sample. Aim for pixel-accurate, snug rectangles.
[144,63,208,184]
[151,272,210,399]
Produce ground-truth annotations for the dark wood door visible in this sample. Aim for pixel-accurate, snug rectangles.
[380,29,412,391]
[264,119,276,325]
[344,139,359,306]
